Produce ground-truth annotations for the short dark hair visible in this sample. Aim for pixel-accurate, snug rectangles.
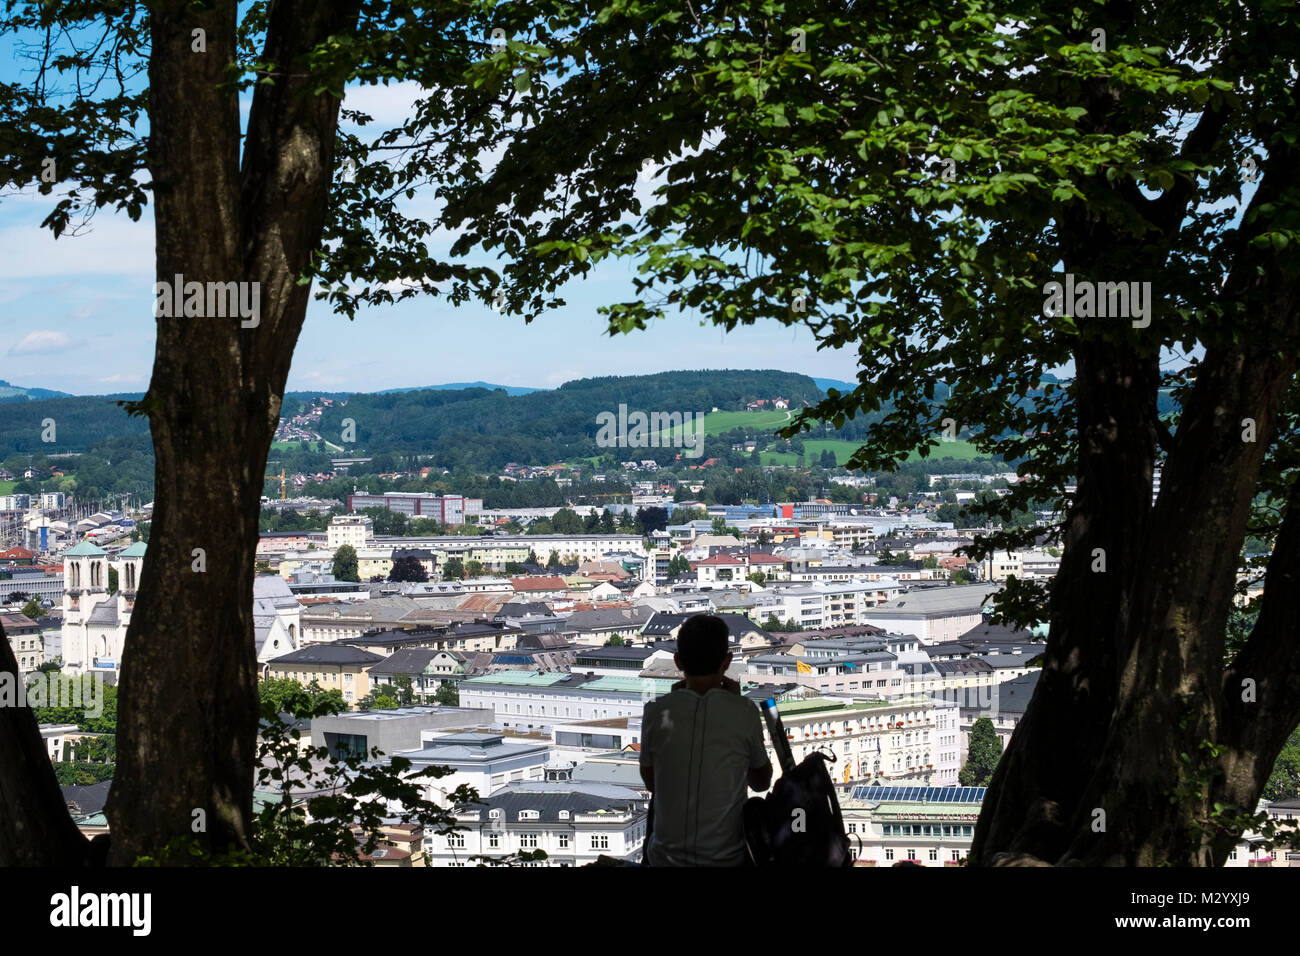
[676,614,730,676]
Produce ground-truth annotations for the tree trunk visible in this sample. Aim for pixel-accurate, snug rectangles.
[104,0,360,864]
[0,625,94,865]
[973,115,1300,865]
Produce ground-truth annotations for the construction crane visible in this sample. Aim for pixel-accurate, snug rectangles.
[264,467,287,499]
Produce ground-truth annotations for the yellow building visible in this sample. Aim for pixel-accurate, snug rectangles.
[263,645,384,709]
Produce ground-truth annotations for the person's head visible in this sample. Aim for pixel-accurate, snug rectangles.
[674,614,732,677]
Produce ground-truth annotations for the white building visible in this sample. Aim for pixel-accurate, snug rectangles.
[252,574,303,663]
[762,695,961,788]
[327,514,373,551]
[860,584,1000,645]
[457,672,678,732]
[841,785,983,865]
[987,548,1061,582]
[60,539,145,676]
[755,580,905,629]
[394,731,552,806]
[839,784,1265,867]
[426,780,647,867]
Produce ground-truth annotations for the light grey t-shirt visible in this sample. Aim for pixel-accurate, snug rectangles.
[639,687,770,866]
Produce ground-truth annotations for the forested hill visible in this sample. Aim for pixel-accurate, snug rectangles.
[0,370,820,463]
[316,369,823,468]
[0,393,150,455]
[0,370,1177,469]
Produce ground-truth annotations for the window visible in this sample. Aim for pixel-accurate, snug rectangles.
[559,834,569,848]
[488,833,500,849]
[592,834,609,850]
[929,849,938,861]
[848,823,856,834]
[951,850,961,861]
[447,833,464,848]
[885,849,894,861]
[519,833,538,848]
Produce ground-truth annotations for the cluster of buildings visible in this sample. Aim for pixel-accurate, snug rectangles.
[9,479,1291,868]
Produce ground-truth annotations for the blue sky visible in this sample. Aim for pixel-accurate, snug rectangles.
[0,69,860,397]
[3,33,1235,397]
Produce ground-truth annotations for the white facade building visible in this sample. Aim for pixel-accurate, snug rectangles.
[327,514,374,551]
[60,539,145,676]
[426,781,647,867]
[762,696,960,788]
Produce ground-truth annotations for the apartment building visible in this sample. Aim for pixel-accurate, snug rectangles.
[395,731,552,805]
[900,652,1040,704]
[310,705,495,759]
[762,696,961,787]
[956,669,1040,754]
[1,611,43,675]
[860,584,1000,645]
[841,785,984,865]
[346,492,483,525]
[327,514,374,550]
[987,548,1061,582]
[263,645,384,708]
[563,606,656,646]
[427,781,648,867]
[458,671,679,731]
[756,580,905,629]
[299,596,427,644]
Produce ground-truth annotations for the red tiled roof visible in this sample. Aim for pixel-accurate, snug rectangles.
[510,575,567,590]
[692,554,745,566]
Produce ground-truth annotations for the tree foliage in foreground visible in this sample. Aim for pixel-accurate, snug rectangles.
[4,0,1300,869]
[435,0,1300,865]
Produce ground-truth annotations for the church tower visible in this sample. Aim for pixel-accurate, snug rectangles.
[117,540,147,595]
[62,538,110,673]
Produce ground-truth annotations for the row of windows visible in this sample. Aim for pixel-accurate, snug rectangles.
[883,848,965,862]
[881,824,973,837]
[442,828,637,851]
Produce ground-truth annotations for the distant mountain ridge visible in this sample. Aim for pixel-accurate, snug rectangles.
[812,376,858,394]
[0,379,73,402]
[0,369,822,460]
[374,381,544,396]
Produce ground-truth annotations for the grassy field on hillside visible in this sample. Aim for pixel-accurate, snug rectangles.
[761,437,986,466]
[648,408,793,442]
[0,480,15,494]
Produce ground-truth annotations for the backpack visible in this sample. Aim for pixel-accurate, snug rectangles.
[744,699,854,867]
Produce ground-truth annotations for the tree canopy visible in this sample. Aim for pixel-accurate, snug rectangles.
[3,0,1299,870]
[431,0,1300,866]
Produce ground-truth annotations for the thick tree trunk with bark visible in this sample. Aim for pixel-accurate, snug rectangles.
[103,0,360,864]
[973,98,1300,864]
[0,625,94,865]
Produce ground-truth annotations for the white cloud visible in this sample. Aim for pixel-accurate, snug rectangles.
[97,373,145,385]
[543,367,580,386]
[9,330,73,355]
[0,214,154,279]
[340,81,429,130]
